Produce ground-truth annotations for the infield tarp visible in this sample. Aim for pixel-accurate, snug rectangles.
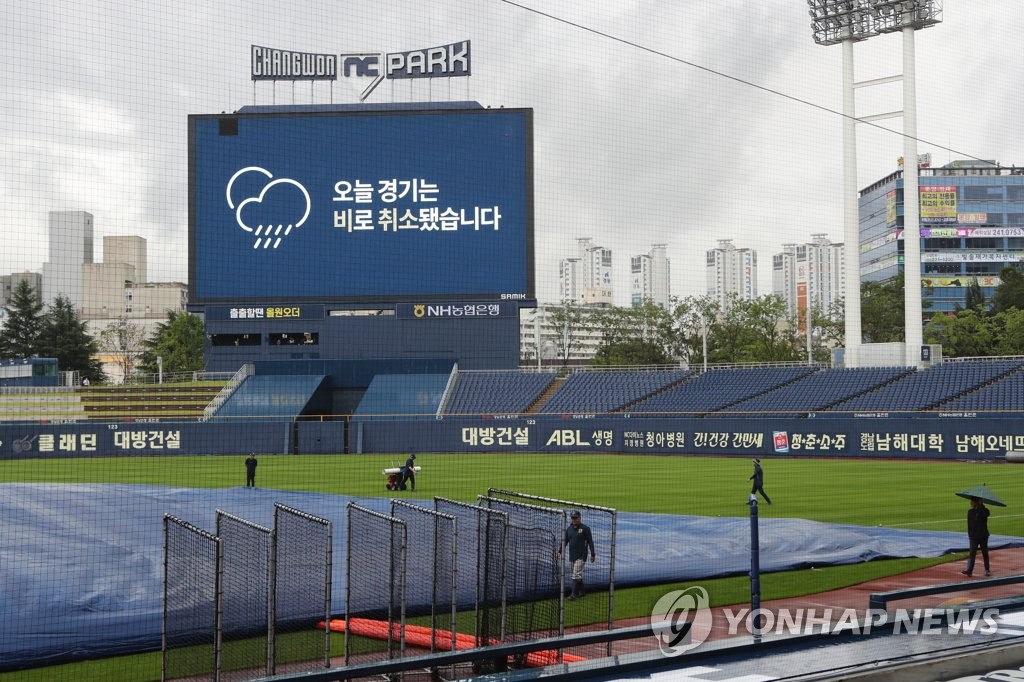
[1,483,1021,670]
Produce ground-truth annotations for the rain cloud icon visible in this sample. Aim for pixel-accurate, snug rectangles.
[226,166,311,249]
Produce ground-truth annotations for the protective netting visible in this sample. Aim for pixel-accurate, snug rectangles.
[479,496,564,648]
[390,500,457,653]
[163,515,219,682]
[433,497,509,650]
[272,503,331,674]
[215,510,272,681]
[345,503,407,666]
[487,489,617,658]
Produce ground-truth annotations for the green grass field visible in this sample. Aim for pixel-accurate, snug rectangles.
[0,452,1020,681]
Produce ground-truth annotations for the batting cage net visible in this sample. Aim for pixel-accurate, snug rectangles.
[272,503,332,675]
[390,500,457,653]
[478,495,563,661]
[162,514,220,682]
[487,489,618,658]
[433,497,509,654]
[215,510,272,681]
[345,502,407,668]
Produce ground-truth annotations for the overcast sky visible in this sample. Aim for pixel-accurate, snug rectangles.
[2,1,1022,305]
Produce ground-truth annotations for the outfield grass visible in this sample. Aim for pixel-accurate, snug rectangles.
[0,453,1019,681]
[1,453,1019,534]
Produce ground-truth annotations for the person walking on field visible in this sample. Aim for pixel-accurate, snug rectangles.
[245,453,258,488]
[401,453,416,491]
[749,458,771,505]
[961,496,991,577]
[562,511,596,600]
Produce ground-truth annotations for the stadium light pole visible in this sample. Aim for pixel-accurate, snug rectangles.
[807,0,941,368]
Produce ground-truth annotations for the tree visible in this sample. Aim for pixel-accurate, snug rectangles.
[0,279,44,358]
[860,275,905,343]
[963,277,986,312]
[38,295,105,382]
[992,308,1024,356]
[99,316,147,382]
[923,309,994,358]
[670,295,721,368]
[991,265,1024,314]
[546,303,589,366]
[592,301,676,365]
[137,311,206,375]
[812,299,845,361]
[740,295,802,362]
[592,339,672,366]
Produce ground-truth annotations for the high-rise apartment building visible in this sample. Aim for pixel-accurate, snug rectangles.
[859,159,1024,316]
[706,239,757,308]
[631,244,671,308]
[773,235,844,321]
[41,211,93,309]
[559,237,613,304]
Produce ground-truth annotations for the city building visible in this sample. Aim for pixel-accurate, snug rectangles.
[560,237,613,304]
[41,210,93,309]
[631,244,671,308]
[859,159,1024,317]
[519,303,609,366]
[1,272,43,309]
[773,235,845,323]
[706,239,757,308]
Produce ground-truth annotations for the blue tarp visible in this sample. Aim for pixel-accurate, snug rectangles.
[0,483,1020,671]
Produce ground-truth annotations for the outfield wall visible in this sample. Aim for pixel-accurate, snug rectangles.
[0,416,1021,460]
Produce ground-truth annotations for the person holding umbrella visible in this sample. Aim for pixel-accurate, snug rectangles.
[956,484,1004,577]
[961,497,990,577]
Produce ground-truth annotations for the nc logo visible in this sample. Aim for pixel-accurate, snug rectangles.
[226,167,311,249]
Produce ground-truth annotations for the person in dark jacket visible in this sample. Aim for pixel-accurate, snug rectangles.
[245,453,258,487]
[401,453,416,491]
[562,511,596,600]
[961,497,991,577]
[749,458,771,505]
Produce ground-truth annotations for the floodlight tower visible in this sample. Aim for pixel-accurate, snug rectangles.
[807,0,941,368]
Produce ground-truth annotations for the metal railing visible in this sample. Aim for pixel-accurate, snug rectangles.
[203,364,253,419]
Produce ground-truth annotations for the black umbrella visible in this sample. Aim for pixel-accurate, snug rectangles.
[955,484,1007,508]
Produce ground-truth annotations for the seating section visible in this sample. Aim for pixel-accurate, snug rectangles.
[539,369,691,414]
[444,371,557,415]
[829,360,1024,412]
[0,391,85,421]
[710,366,914,416]
[936,367,1024,411]
[80,384,225,420]
[352,374,451,420]
[215,375,325,420]
[629,366,819,416]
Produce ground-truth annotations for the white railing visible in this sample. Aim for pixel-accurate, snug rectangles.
[436,363,459,418]
[203,364,253,418]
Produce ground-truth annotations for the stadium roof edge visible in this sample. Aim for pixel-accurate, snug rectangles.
[234,101,485,114]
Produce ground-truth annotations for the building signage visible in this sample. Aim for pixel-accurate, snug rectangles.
[251,46,337,81]
[204,304,325,321]
[397,302,516,319]
[919,185,958,223]
[251,41,471,100]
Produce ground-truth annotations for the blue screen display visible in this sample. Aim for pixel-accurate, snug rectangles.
[189,107,532,303]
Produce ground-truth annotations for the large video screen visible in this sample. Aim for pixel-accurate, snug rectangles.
[189,106,533,303]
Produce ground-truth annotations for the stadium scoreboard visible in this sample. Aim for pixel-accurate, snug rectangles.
[188,106,533,304]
